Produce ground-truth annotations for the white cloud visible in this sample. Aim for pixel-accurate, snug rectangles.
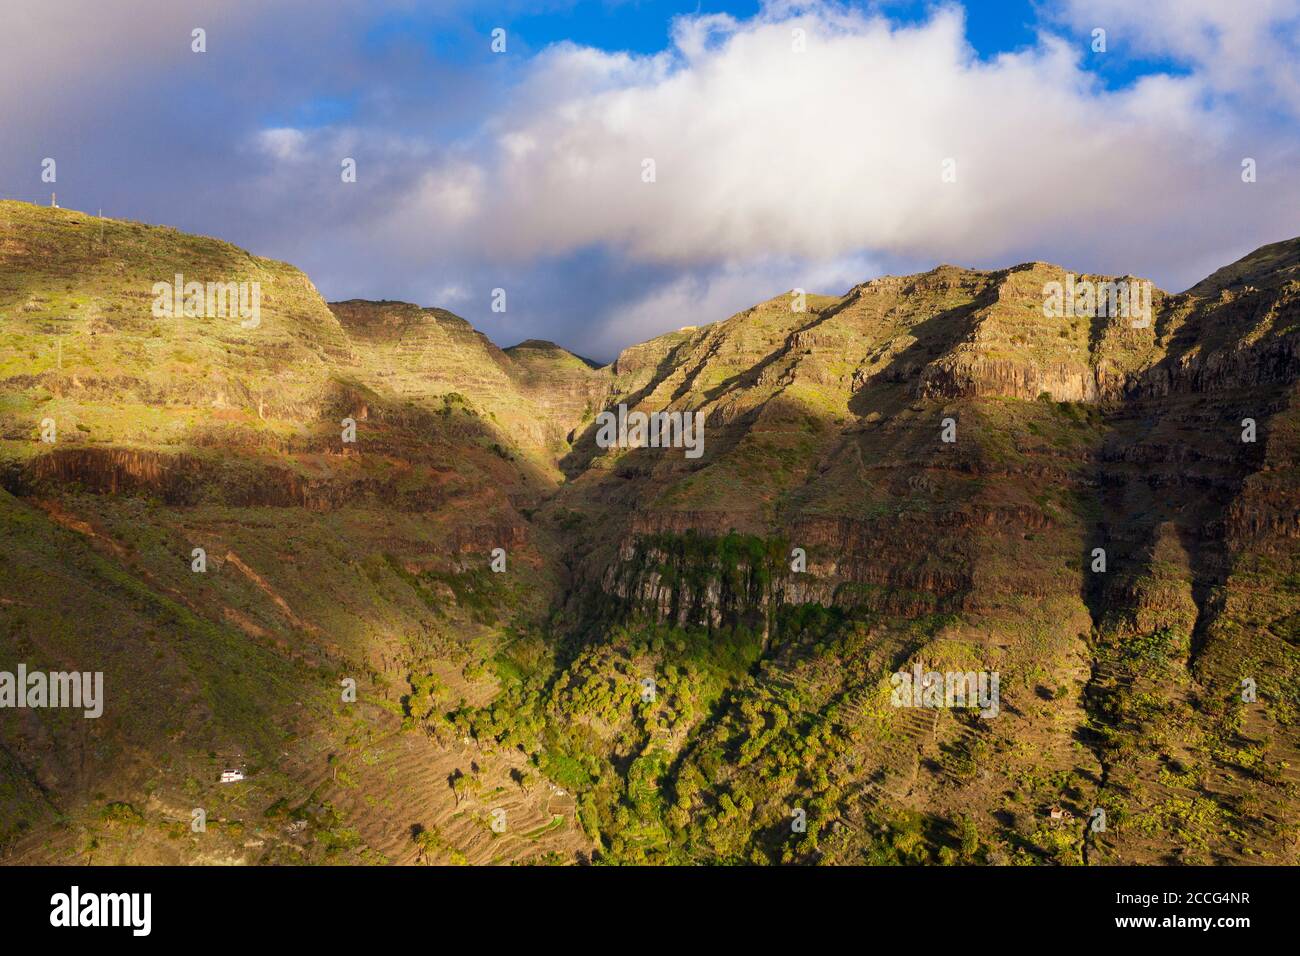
[1055,0,1300,114]
[375,0,1294,286]
[436,284,471,305]
[0,0,327,103]
[590,254,879,357]
[257,128,309,162]
[4,0,1297,358]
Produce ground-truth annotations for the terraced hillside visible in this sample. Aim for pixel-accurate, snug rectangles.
[532,248,1300,864]
[0,201,590,864]
[1,199,1296,866]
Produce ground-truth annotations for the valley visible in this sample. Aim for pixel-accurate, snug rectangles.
[1,199,1297,866]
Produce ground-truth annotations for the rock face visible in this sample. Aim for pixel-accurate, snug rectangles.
[329,300,611,475]
[562,251,1297,624]
[0,202,590,864]
[503,339,611,451]
[1,198,1298,867]
[542,239,1300,865]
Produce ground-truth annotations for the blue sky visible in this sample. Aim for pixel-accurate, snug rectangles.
[3,0,1298,361]
[293,1,1186,133]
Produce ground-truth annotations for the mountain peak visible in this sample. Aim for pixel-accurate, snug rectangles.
[505,339,604,370]
[1184,235,1300,297]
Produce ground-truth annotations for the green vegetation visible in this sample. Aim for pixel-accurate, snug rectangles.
[3,202,1299,866]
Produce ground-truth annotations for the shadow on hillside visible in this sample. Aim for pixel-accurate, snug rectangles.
[844,287,992,420]
[560,293,869,480]
[1076,290,1288,691]
[689,293,864,406]
[558,336,698,479]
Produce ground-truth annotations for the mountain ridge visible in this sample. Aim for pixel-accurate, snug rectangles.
[2,199,1298,866]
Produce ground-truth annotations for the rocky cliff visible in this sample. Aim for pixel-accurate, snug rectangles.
[2,199,1297,866]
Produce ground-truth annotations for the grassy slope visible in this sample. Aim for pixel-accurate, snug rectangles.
[3,199,1297,865]
[0,202,587,864]
[520,249,1300,864]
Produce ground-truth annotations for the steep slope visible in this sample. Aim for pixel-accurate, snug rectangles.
[0,202,586,864]
[503,339,610,453]
[2,198,1297,867]
[328,300,607,478]
[521,246,1300,864]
